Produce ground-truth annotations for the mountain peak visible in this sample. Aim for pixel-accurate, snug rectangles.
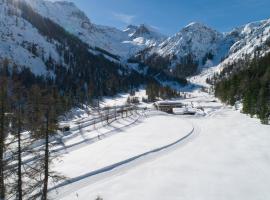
[124,25,139,36]
[52,1,76,7]
[133,24,151,35]
[186,22,204,27]
[178,21,222,40]
[184,22,214,31]
[126,25,138,30]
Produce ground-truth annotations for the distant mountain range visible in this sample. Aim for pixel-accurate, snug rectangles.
[1,0,270,83]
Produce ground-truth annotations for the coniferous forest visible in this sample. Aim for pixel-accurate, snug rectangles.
[214,52,270,124]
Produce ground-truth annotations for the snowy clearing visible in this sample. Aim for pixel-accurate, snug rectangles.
[50,113,194,197]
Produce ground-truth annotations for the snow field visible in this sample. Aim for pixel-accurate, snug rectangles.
[51,114,193,183]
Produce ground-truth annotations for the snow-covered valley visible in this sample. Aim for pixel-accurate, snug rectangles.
[53,106,270,200]
[0,0,270,199]
[44,80,270,200]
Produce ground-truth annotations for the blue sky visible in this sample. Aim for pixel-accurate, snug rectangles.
[65,0,270,35]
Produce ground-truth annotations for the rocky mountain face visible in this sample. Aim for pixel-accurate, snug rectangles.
[124,24,166,46]
[129,22,227,78]
[152,22,224,66]
[221,19,270,67]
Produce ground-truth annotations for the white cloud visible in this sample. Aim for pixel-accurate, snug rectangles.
[112,12,135,24]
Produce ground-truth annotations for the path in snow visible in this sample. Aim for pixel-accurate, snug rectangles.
[8,113,143,169]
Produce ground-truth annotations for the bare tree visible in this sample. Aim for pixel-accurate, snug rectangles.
[13,89,24,200]
[0,76,8,200]
[0,58,11,199]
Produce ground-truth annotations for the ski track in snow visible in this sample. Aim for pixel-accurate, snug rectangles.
[50,114,199,199]
[53,114,144,155]
[8,113,143,169]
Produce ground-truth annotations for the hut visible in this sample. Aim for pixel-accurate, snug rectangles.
[154,101,184,113]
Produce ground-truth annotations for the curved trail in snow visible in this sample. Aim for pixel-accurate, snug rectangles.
[8,113,143,169]
[50,115,200,199]
[53,114,144,155]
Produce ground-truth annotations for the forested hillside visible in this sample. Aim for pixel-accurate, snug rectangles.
[214,52,270,124]
[15,0,145,99]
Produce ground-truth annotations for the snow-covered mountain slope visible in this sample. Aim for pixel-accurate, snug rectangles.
[127,22,233,80]
[22,0,165,59]
[155,22,224,66]
[221,19,270,66]
[131,18,270,80]
[194,19,270,84]
[1,0,270,82]
[133,22,226,69]
[0,0,60,75]
[124,24,166,47]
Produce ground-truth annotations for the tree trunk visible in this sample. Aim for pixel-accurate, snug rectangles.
[17,105,23,200]
[42,110,49,200]
[0,89,5,200]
